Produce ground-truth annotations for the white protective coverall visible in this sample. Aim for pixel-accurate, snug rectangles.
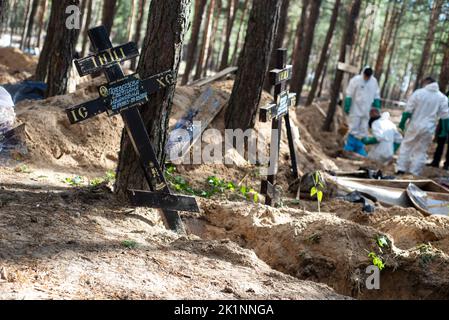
[397,82,449,176]
[346,70,381,139]
[368,112,403,164]
[0,86,15,134]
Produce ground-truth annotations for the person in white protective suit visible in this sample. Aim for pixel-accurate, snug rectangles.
[396,77,449,176]
[0,86,15,134]
[362,108,403,164]
[343,67,381,157]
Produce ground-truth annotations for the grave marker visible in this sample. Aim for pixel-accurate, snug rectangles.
[65,26,199,234]
[259,48,299,206]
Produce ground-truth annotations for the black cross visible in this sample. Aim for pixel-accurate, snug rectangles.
[260,48,299,206]
[65,26,199,233]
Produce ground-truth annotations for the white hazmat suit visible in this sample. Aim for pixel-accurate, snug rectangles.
[346,71,381,139]
[0,86,15,134]
[397,82,449,176]
[368,112,403,164]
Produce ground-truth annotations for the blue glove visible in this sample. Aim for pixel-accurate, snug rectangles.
[399,112,412,132]
[373,99,381,110]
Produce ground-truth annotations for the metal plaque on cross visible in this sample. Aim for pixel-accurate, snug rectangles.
[65,26,199,234]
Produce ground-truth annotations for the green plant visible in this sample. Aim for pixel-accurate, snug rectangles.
[15,164,32,173]
[376,235,390,249]
[308,233,321,244]
[89,170,117,186]
[416,243,440,267]
[64,176,84,186]
[310,172,325,213]
[368,252,385,271]
[121,240,138,249]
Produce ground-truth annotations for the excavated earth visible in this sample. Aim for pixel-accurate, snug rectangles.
[1,49,449,300]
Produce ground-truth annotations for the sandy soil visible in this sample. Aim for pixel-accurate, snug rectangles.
[2,49,449,300]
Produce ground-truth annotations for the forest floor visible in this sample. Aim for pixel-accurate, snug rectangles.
[1,48,449,300]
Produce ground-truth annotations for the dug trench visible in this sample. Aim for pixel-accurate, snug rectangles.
[2,50,449,299]
[184,199,449,300]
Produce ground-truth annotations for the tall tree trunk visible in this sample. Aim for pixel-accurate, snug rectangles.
[219,0,239,70]
[194,0,215,80]
[230,0,250,66]
[181,0,206,85]
[36,0,48,49]
[24,0,40,49]
[81,0,93,57]
[20,0,31,50]
[264,0,290,91]
[102,0,117,36]
[205,0,222,76]
[0,0,8,26]
[225,0,282,130]
[305,0,341,106]
[439,35,449,93]
[115,0,191,194]
[291,0,309,62]
[130,0,147,70]
[414,0,444,90]
[290,0,322,105]
[127,0,136,41]
[35,0,81,97]
[323,0,362,132]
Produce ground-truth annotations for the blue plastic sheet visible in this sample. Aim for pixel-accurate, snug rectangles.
[2,81,47,104]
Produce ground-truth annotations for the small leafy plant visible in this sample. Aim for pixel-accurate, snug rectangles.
[121,240,138,249]
[64,175,84,186]
[15,164,32,173]
[310,172,325,213]
[164,164,260,203]
[368,252,385,271]
[89,170,117,187]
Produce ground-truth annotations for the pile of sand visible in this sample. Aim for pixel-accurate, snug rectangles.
[0,47,37,84]
[192,199,449,299]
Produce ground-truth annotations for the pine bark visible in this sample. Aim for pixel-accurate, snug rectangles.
[323,0,362,132]
[194,0,215,80]
[291,0,322,105]
[305,0,341,106]
[35,0,81,96]
[264,0,290,91]
[130,0,147,70]
[101,0,117,36]
[115,0,191,194]
[205,0,222,75]
[36,0,47,49]
[219,0,239,70]
[181,0,207,85]
[81,0,93,56]
[414,0,444,90]
[225,0,282,130]
[230,0,250,66]
[439,36,449,93]
[19,0,31,50]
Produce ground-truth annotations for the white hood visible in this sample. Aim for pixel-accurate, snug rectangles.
[424,82,440,93]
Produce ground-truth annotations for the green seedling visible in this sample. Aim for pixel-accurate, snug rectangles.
[121,240,138,249]
[308,233,321,244]
[64,176,84,186]
[15,164,32,173]
[376,235,390,249]
[310,171,325,213]
[368,252,385,271]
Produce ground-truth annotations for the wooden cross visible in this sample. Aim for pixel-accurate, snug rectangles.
[259,48,299,206]
[65,26,199,233]
[337,45,359,101]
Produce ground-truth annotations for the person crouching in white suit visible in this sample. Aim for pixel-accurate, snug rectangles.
[362,108,403,164]
[396,77,449,176]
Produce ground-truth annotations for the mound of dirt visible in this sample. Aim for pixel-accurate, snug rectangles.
[13,82,213,173]
[0,47,37,84]
[195,199,449,299]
